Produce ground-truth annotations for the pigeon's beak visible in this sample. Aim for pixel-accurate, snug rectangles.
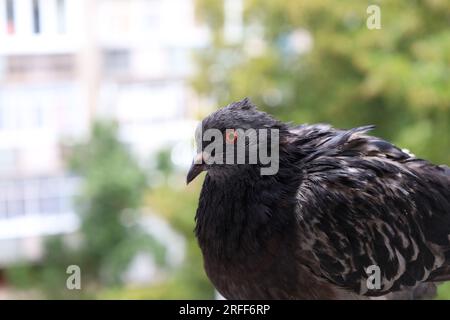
[186,153,205,185]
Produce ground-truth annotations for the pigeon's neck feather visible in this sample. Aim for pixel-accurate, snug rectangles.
[195,160,301,262]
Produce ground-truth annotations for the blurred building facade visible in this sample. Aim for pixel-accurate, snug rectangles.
[0,0,206,272]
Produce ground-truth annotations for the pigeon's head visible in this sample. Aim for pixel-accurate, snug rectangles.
[186,98,287,184]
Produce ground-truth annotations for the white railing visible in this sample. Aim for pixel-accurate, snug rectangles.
[0,175,80,239]
[0,0,81,55]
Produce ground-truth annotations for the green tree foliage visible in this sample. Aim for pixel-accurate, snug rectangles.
[193,0,450,299]
[7,121,166,298]
[70,121,165,286]
[99,180,215,299]
[193,0,450,164]
[145,182,215,299]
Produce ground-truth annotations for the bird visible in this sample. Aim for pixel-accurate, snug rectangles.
[186,98,450,299]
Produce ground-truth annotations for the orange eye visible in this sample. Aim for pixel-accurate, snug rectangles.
[226,129,238,144]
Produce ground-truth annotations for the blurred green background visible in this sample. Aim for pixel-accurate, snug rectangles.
[1,0,449,299]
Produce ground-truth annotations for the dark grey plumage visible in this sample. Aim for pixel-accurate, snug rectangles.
[187,98,450,299]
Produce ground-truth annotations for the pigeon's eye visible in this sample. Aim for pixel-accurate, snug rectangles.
[225,129,238,144]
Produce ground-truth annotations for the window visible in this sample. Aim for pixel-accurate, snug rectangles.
[5,180,24,217]
[56,0,66,33]
[0,176,80,220]
[103,49,131,75]
[32,0,41,34]
[5,0,14,35]
[0,149,17,174]
[0,105,3,129]
[7,54,75,76]
[32,105,43,128]
[39,197,60,214]
[0,201,6,219]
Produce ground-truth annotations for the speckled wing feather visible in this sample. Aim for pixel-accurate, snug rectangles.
[292,125,450,296]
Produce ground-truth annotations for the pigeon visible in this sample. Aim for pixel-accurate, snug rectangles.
[186,98,450,299]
